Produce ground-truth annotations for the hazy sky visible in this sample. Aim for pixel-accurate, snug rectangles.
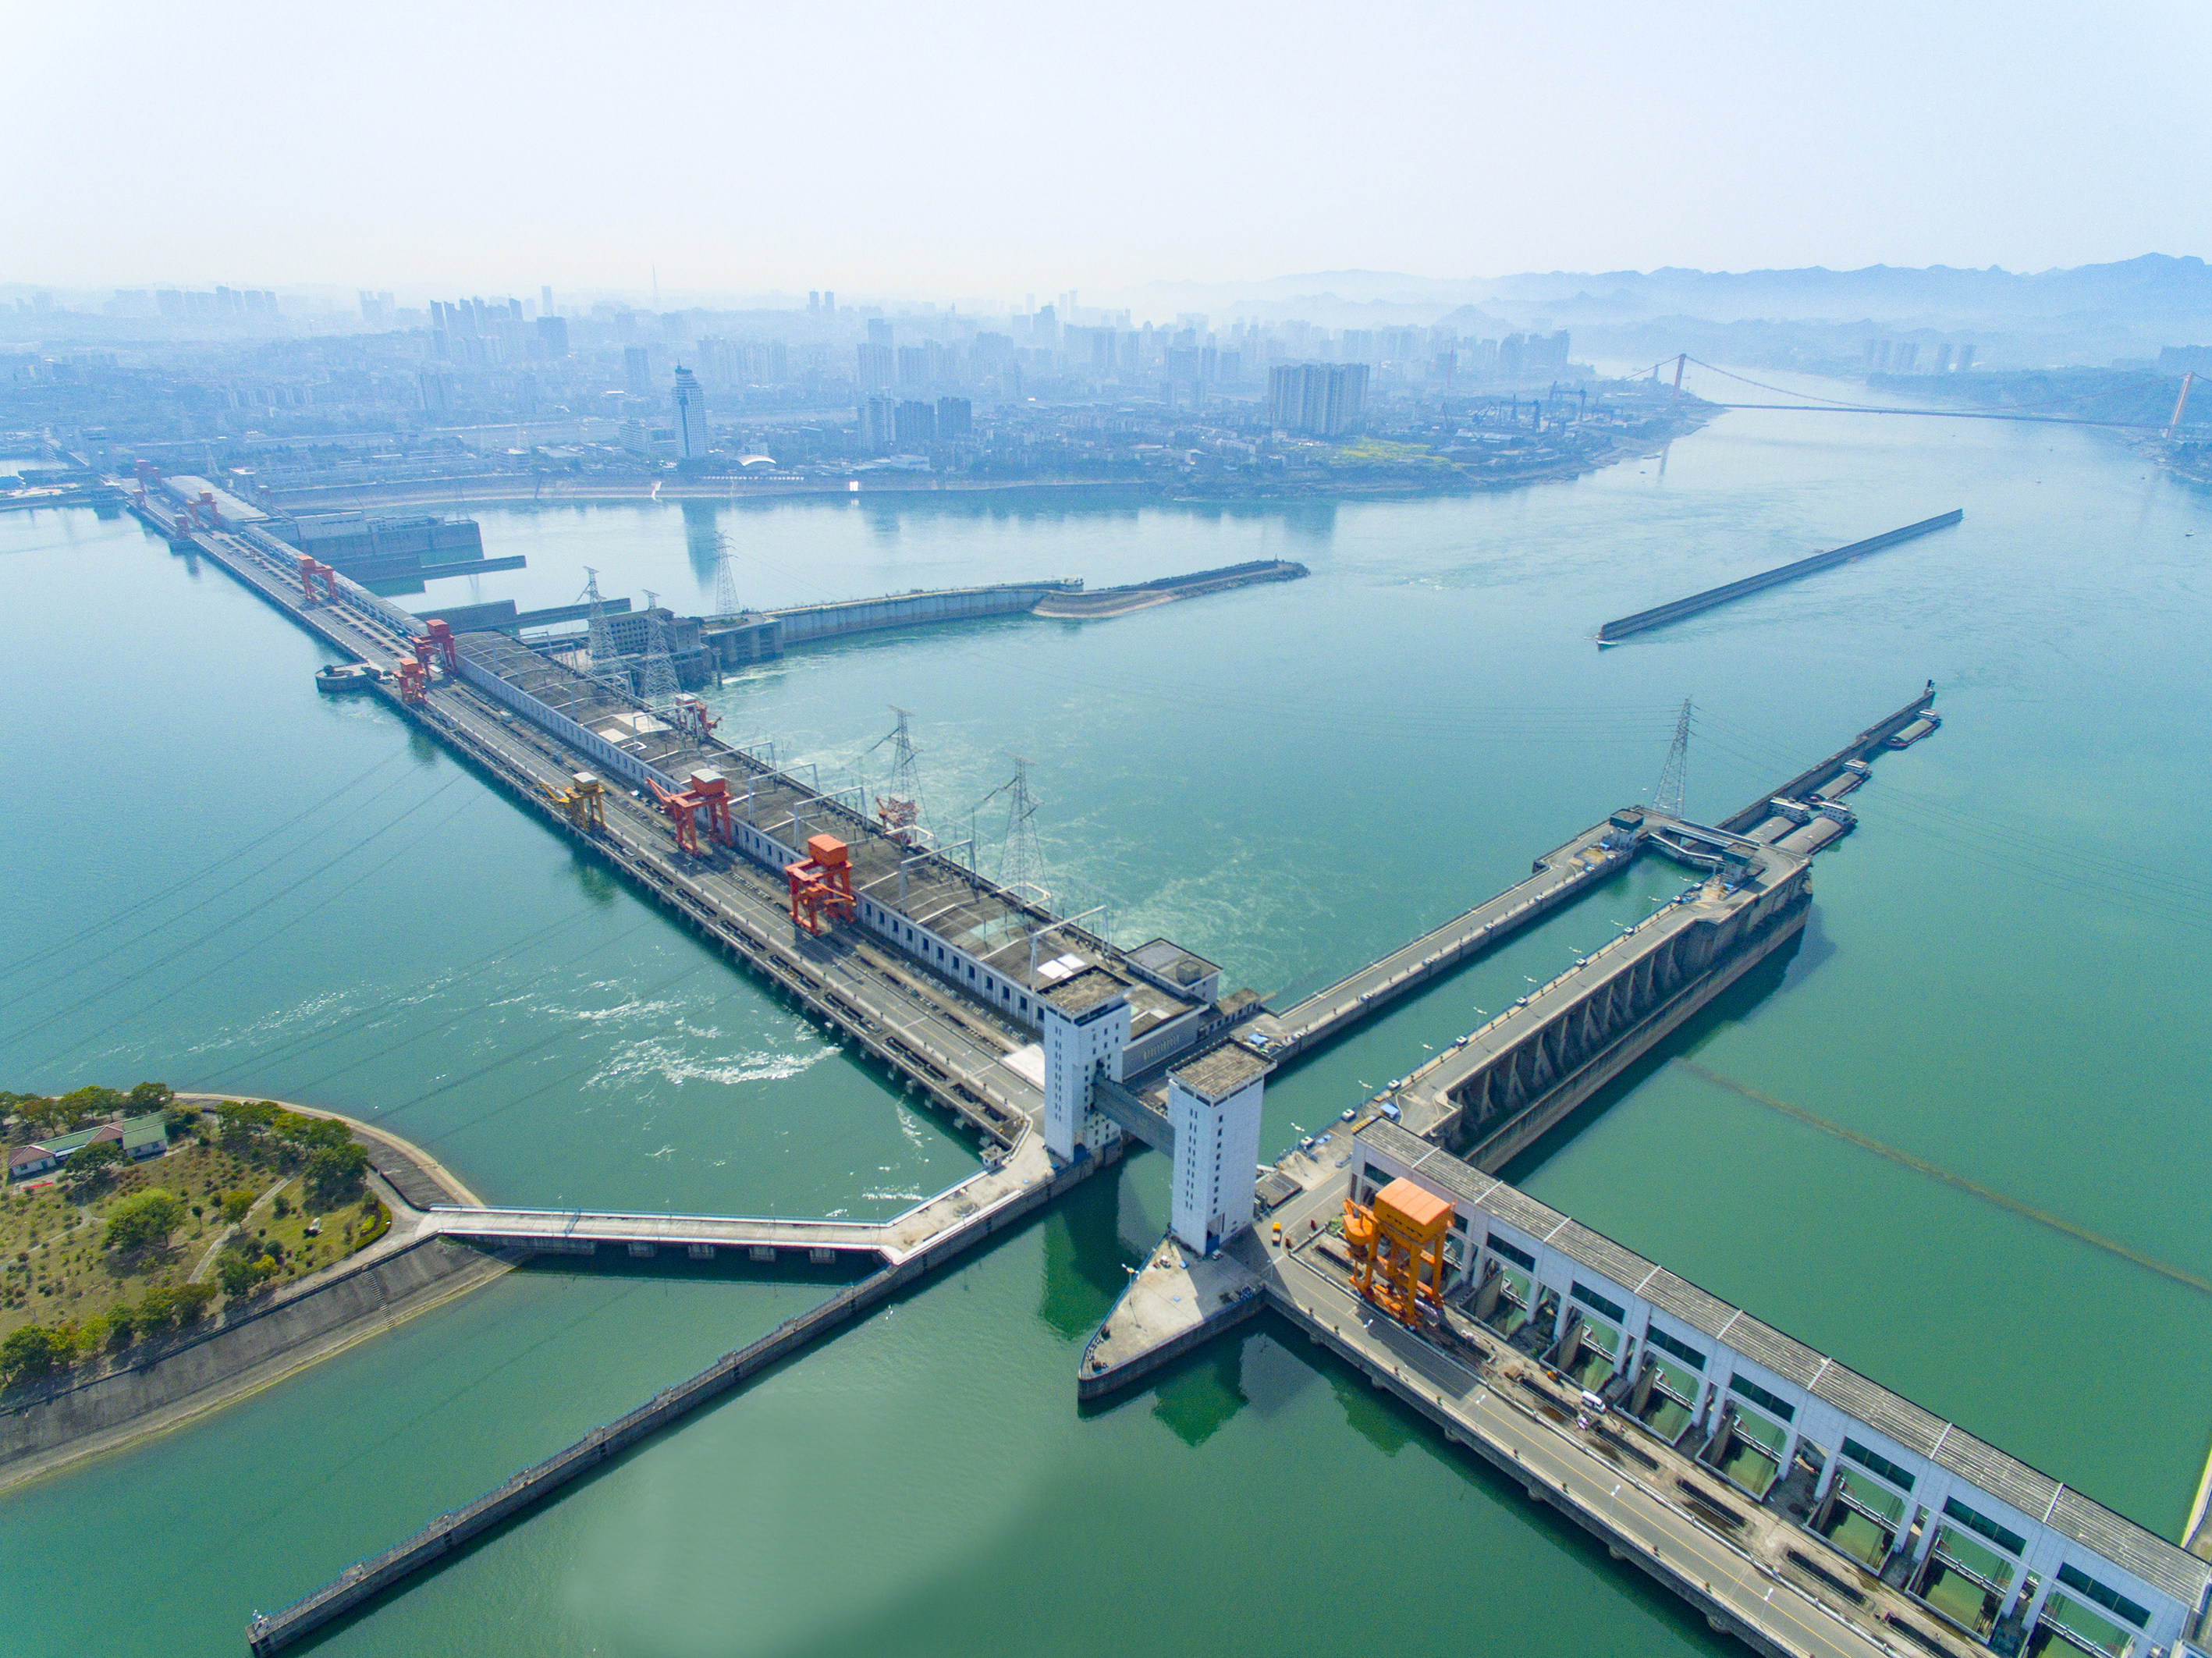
[9,0,2210,299]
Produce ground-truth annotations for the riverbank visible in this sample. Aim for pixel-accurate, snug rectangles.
[0,1097,494,1493]
[245,410,1713,519]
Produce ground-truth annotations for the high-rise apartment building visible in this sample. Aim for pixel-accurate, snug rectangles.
[672,366,708,460]
[623,345,653,397]
[935,397,971,440]
[856,343,894,390]
[1266,363,1369,437]
[893,399,936,447]
[536,314,570,358]
[859,393,896,453]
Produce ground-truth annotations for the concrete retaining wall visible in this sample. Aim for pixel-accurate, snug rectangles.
[0,1237,499,1474]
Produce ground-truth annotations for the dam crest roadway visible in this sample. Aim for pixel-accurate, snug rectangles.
[108,470,2212,1658]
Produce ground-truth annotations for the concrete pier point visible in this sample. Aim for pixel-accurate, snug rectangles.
[1078,1239,1266,1402]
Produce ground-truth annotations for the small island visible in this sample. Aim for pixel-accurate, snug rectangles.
[2,1083,385,1387]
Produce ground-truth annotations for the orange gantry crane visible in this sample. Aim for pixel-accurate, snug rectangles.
[645,770,734,857]
[1341,1177,1455,1328]
[410,619,458,673]
[786,834,855,934]
[296,555,339,606]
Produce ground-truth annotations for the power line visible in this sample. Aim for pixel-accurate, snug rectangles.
[9,776,478,1049]
[0,747,412,987]
[0,762,431,1008]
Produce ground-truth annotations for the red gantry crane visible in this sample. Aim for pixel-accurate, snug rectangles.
[786,835,855,934]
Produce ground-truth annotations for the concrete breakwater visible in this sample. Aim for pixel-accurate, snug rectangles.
[1029,558,1307,616]
[1596,511,1963,643]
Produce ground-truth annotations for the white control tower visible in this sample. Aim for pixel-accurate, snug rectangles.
[1167,1045,1271,1255]
[1039,967,1131,1163]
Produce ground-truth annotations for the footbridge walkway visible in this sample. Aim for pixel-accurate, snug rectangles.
[424,1131,1068,1268]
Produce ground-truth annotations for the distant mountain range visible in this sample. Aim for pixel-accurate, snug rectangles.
[1126,254,2212,332]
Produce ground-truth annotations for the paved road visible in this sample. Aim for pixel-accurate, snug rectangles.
[1252,1166,1893,1658]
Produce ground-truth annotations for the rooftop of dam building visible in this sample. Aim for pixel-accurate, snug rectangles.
[1172,1038,1270,1100]
[456,628,1223,1046]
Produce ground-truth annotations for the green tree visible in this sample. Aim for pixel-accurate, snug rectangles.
[134,1282,215,1331]
[60,1139,125,1196]
[272,1111,350,1153]
[57,1085,125,1123]
[305,1143,371,1210]
[126,1081,174,1114]
[1,1326,59,1383]
[2,1090,53,1128]
[218,1189,255,1224]
[9,1093,73,1137]
[215,1100,277,1156]
[102,1189,187,1252]
[216,1254,258,1297]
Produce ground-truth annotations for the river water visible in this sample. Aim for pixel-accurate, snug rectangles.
[5,398,2212,1657]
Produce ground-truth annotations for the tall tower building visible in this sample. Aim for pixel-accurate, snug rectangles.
[672,366,708,460]
[1167,1046,1271,1255]
[1039,969,1131,1163]
[623,345,653,397]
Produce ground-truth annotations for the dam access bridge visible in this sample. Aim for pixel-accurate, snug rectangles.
[115,473,2201,1658]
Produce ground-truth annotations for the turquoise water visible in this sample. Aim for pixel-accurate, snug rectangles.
[5,395,2212,1656]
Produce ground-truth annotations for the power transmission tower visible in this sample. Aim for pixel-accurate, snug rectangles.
[581,566,627,693]
[1653,698,1691,819]
[711,531,744,618]
[638,588,680,710]
[865,705,926,844]
[986,758,1046,904]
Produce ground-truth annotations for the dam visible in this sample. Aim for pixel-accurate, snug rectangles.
[108,468,2211,1658]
